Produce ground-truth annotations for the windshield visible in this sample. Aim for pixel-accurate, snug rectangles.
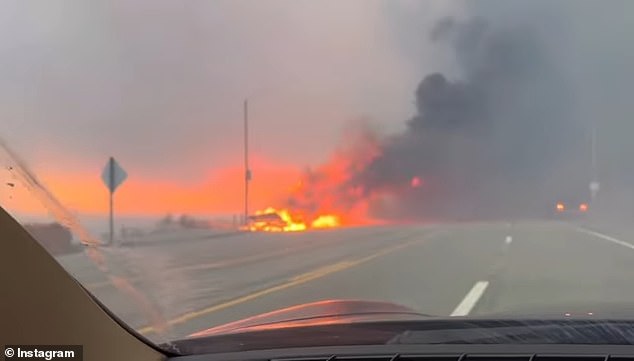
[2,0,634,352]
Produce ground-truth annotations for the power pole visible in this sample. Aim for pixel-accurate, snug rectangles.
[590,121,599,201]
[109,157,114,244]
[244,99,251,225]
[591,122,597,180]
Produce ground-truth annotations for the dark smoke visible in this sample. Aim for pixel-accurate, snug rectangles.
[354,18,588,220]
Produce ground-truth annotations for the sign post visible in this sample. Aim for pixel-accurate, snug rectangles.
[101,157,127,245]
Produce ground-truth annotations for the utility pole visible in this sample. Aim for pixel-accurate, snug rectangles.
[244,99,251,225]
[109,158,114,244]
[590,121,600,202]
[591,122,597,179]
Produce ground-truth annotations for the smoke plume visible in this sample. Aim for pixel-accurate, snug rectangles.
[350,16,587,220]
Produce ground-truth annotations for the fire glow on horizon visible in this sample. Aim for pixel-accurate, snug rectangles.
[2,128,423,231]
[243,127,426,233]
[1,157,303,217]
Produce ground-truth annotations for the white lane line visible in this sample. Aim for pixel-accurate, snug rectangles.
[576,227,634,250]
[505,236,513,245]
[451,281,489,316]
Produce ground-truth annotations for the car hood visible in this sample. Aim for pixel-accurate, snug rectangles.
[189,299,429,338]
[168,316,634,355]
[473,301,634,319]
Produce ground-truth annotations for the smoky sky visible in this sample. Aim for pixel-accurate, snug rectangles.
[0,1,456,182]
[278,0,634,222]
[352,1,634,220]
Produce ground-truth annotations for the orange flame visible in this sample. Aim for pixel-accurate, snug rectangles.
[247,207,340,232]
[311,214,339,228]
[247,128,400,232]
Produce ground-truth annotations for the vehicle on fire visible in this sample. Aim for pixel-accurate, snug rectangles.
[248,212,288,230]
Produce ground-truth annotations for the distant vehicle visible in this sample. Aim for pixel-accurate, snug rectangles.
[552,197,590,218]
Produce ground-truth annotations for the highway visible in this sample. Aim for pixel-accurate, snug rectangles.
[55,220,634,344]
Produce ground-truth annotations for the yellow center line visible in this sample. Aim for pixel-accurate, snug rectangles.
[86,244,324,290]
[137,235,429,335]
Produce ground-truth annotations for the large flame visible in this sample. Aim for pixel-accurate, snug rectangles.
[247,207,340,232]
[245,127,426,233]
[311,214,339,228]
[247,128,382,232]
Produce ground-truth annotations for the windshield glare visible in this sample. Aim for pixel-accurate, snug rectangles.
[2,0,634,351]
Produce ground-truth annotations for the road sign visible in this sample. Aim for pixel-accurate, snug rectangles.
[101,157,127,245]
[101,157,127,193]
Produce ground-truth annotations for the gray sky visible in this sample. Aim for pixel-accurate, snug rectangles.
[469,0,634,188]
[0,0,457,181]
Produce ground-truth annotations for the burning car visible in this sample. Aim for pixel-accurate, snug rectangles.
[248,211,292,232]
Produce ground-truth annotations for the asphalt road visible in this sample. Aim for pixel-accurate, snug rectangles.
[55,220,634,344]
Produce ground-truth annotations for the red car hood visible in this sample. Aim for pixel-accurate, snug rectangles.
[189,299,428,338]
